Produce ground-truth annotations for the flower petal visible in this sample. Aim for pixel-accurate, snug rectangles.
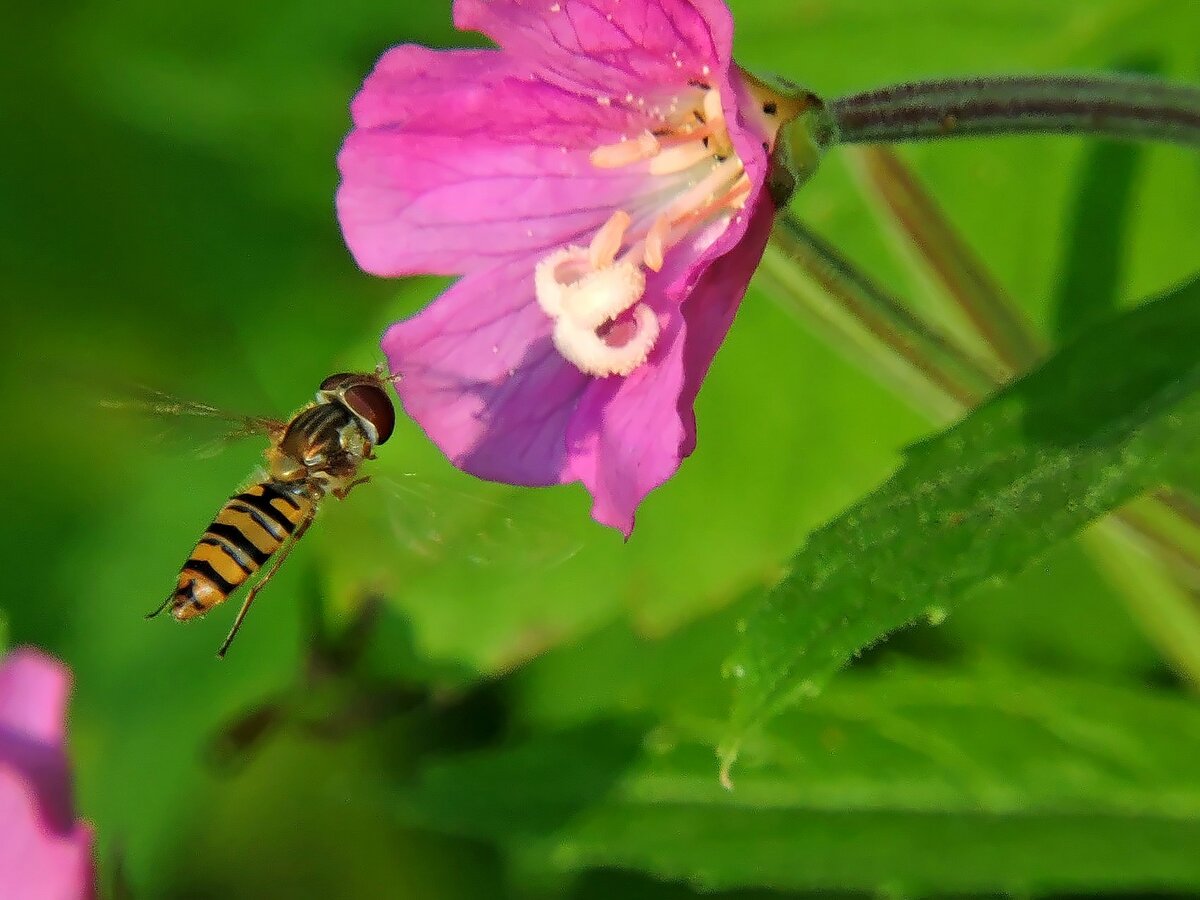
[0,768,94,900]
[383,257,591,486]
[563,311,687,537]
[348,45,639,142]
[561,199,775,535]
[453,0,734,93]
[0,649,69,747]
[0,648,94,900]
[675,197,777,457]
[0,648,75,831]
[339,137,646,278]
[338,45,650,277]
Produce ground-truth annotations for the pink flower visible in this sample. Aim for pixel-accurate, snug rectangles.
[0,648,95,900]
[338,0,810,535]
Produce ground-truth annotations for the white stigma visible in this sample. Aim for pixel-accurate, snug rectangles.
[534,245,646,330]
[553,304,660,377]
[533,210,654,377]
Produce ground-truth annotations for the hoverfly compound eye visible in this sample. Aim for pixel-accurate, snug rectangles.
[342,383,395,445]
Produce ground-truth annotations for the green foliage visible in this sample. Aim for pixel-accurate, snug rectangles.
[2,0,1198,897]
[407,664,1200,894]
[726,279,1200,756]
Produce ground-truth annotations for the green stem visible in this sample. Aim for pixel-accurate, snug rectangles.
[831,74,1200,147]
[766,216,999,409]
[848,146,1045,371]
[1160,489,1200,534]
[1083,523,1200,689]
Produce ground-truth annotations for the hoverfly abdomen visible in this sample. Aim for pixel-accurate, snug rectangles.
[168,482,314,621]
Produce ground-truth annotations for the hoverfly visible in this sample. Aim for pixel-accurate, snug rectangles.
[140,371,396,657]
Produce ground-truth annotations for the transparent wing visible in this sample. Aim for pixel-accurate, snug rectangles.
[98,383,287,458]
[373,471,585,570]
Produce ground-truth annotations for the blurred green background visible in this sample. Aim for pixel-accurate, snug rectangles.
[3,0,1199,896]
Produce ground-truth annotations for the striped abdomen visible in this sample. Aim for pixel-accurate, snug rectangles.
[169,482,312,620]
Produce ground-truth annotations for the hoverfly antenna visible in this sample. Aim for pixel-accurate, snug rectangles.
[372,361,403,387]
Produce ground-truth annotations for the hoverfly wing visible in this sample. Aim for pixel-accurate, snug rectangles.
[98,383,287,458]
[374,473,584,570]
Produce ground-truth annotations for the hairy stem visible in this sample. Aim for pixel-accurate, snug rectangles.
[831,74,1200,147]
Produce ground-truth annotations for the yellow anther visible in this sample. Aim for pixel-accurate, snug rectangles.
[589,131,660,168]
[643,215,672,272]
[702,89,725,129]
[588,209,632,269]
[648,142,713,176]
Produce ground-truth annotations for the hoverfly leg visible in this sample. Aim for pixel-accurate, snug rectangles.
[217,513,316,658]
[145,594,175,620]
[333,476,371,501]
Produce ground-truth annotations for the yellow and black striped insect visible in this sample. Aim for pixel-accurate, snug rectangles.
[145,371,396,657]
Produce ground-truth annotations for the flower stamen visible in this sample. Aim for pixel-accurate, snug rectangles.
[673,171,753,229]
[673,156,745,214]
[588,209,632,269]
[536,85,750,377]
[702,89,725,130]
[648,141,715,175]
[590,132,660,168]
[643,215,672,272]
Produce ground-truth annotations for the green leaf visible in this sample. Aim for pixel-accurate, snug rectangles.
[725,278,1200,759]
[404,665,1200,895]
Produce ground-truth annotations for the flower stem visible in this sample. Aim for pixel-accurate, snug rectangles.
[848,146,1045,371]
[831,74,1200,147]
[764,216,999,411]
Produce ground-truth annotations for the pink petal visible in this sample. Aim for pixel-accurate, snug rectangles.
[675,197,777,457]
[338,134,646,278]
[564,311,688,536]
[348,45,640,142]
[0,648,94,900]
[453,0,734,93]
[0,649,69,747]
[337,8,771,282]
[0,767,94,900]
[383,256,591,486]
[337,45,650,277]
[564,199,776,535]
